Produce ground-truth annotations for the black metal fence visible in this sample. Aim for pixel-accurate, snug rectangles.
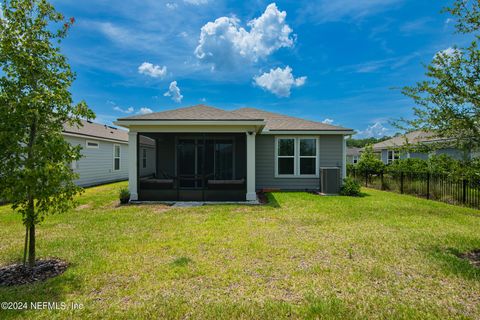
[348,168,480,210]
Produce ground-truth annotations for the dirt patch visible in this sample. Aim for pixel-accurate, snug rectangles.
[0,259,68,286]
[75,203,91,211]
[458,249,480,268]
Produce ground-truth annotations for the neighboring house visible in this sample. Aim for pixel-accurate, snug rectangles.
[114,105,353,202]
[370,130,470,164]
[346,147,361,164]
[63,120,130,187]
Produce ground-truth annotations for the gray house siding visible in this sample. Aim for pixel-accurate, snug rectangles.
[255,134,343,191]
[65,135,128,187]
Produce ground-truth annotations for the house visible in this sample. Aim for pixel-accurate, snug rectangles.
[370,130,470,164]
[346,147,361,164]
[114,105,354,202]
[63,120,130,187]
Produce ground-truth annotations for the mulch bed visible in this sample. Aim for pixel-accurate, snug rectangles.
[458,249,480,268]
[0,259,68,287]
[257,192,269,204]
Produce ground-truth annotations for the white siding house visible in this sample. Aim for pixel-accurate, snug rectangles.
[63,120,129,187]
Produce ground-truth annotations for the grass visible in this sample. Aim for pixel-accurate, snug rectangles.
[0,182,479,319]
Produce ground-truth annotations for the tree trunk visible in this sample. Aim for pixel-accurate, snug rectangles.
[28,224,35,268]
[23,225,29,266]
[25,114,38,269]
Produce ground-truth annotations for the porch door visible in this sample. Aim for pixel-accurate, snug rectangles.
[177,139,196,188]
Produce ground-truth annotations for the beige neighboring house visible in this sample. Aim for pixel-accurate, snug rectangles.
[114,104,354,201]
[370,130,471,164]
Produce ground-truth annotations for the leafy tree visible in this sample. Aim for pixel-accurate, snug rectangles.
[400,0,480,157]
[0,0,94,268]
[387,158,429,173]
[356,145,385,173]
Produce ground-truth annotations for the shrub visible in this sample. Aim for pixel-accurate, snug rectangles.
[357,145,384,173]
[119,188,130,204]
[340,177,361,196]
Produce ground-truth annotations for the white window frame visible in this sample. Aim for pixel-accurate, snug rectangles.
[387,150,399,164]
[113,144,121,171]
[86,140,99,149]
[275,136,319,178]
[142,148,147,169]
[352,155,359,164]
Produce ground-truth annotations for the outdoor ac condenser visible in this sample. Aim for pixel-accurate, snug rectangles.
[320,167,341,194]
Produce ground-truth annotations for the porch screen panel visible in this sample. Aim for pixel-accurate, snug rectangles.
[214,140,233,180]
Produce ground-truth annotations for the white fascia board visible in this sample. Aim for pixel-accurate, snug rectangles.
[261,130,354,135]
[62,132,128,144]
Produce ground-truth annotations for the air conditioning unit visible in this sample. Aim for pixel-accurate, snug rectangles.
[320,167,341,194]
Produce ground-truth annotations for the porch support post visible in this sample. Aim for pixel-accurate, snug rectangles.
[342,135,347,182]
[246,131,256,201]
[128,131,138,201]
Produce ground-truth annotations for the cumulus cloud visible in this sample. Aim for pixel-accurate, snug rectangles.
[322,118,334,125]
[164,81,183,103]
[358,122,390,138]
[195,3,294,70]
[166,2,177,9]
[138,62,167,78]
[114,106,134,114]
[253,66,306,97]
[138,107,153,115]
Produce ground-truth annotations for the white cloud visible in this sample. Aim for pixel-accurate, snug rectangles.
[184,0,208,4]
[114,106,134,114]
[164,81,183,103]
[301,0,402,23]
[357,122,390,138]
[322,118,334,125]
[253,66,306,97]
[166,3,177,10]
[138,62,167,78]
[195,3,294,70]
[138,107,153,115]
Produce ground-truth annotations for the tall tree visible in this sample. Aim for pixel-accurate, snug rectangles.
[400,0,480,157]
[0,0,94,268]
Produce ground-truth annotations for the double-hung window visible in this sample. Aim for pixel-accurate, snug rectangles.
[114,144,121,171]
[387,150,399,164]
[276,137,318,177]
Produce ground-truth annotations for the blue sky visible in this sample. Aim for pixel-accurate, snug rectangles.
[53,0,464,137]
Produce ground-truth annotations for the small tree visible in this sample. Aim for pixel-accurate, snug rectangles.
[0,0,94,268]
[400,0,480,157]
[357,145,385,173]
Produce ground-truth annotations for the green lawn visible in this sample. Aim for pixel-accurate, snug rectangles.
[0,182,479,319]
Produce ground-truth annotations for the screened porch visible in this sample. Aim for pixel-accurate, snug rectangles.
[137,133,247,201]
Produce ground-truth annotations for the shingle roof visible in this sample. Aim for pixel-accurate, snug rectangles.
[371,130,436,150]
[117,105,352,132]
[118,105,262,121]
[63,120,128,142]
[231,107,350,131]
[346,147,362,156]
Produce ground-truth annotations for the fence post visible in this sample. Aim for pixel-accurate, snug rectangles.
[400,172,404,194]
[380,171,384,190]
[426,172,430,200]
[365,170,368,187]
[462,179,467,204]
